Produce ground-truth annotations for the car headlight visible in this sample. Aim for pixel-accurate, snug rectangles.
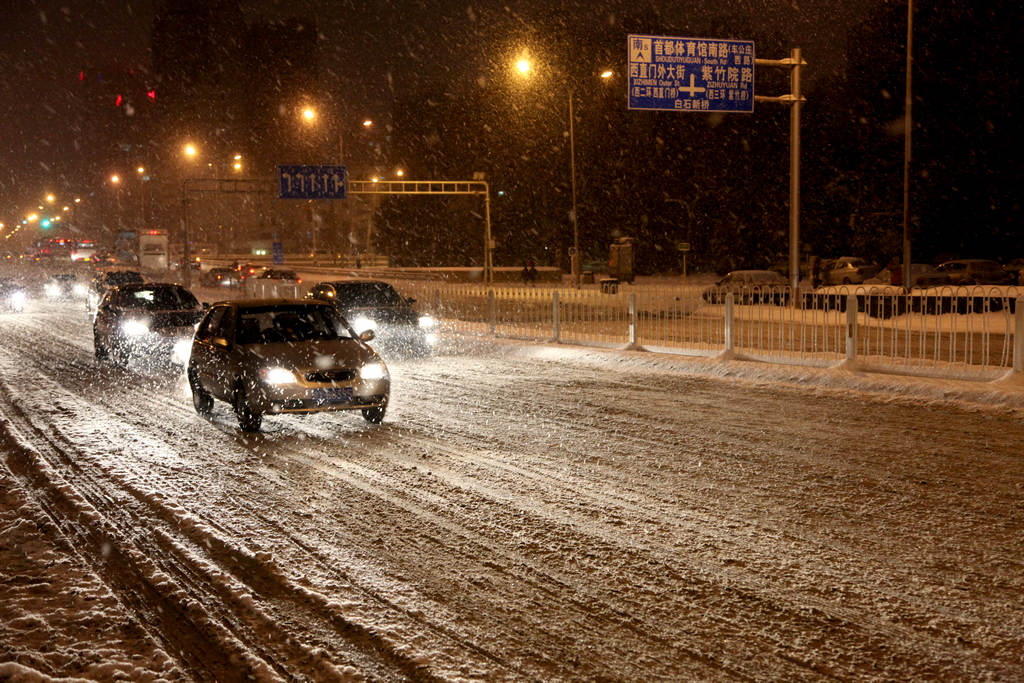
[10,291,26,308]
[260,367,298,384]
[121,319,150,336]
[351,316,377,334]
[73,284,88,296]
[418,315,436,329]
[45,283,60,297]
[359,362,388,380]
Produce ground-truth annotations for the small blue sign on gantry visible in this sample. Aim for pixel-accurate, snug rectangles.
[628,34,755,113]
[278,165,347,200]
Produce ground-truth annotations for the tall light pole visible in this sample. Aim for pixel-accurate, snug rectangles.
[901,0,914,291]
[515,59,612,288]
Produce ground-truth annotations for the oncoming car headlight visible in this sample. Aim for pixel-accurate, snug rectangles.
[121,319,150,336]
[9,291,27,309]
[359,362,388,380]
[418,315,436,329]
[73,284,88,297]
[260,367,298,384]
[45,283,60,297]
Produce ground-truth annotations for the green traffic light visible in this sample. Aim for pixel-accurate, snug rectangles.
[41,218,51,228]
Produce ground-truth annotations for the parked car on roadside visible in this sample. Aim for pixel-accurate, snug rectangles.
[702,270,790,305]
[933,259,1015,285]
[187,299,390,432]
[306,279,437,354]
[821,257,880,285]
[93,282,205,367]
[1003,258,1024,285]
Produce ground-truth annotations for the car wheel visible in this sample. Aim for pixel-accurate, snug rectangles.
[93,331,108,360]
[361,401,387,424]
[233,382,262,432]
[109,338,129,367]
[189,369,213,416]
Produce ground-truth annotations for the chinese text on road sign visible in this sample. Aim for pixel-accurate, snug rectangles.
[628,35,755,113]
[278,165,347,200]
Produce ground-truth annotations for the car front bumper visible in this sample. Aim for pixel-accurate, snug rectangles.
[255,379,390,415]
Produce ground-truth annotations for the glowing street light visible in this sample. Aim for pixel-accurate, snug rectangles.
[110,174,121,184]
[302,106,317,123]
[183,143,198,158]
[512,60,614,288]
[45,193,56,203]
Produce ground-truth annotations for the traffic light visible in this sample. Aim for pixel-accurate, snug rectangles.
[41,218,52,229]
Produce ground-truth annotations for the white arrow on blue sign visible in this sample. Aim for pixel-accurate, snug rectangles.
[628,34,755,113]
[278,165,348,199]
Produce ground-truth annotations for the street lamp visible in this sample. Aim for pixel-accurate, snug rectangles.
[514,59,614,288]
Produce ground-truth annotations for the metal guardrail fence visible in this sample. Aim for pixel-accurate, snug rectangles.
[394,282,1023,380]
[212,272,1022,379]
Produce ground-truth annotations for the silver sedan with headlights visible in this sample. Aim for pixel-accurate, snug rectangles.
[93,282,205,366]
[187,299,390,432]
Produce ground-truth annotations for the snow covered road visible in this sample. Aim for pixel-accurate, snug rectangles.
[2,299,1023,680]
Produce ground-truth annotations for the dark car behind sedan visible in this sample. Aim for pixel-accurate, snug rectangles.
[93,282,205,366]
[306,279,437,355]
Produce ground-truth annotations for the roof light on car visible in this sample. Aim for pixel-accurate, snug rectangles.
[418,314,436,329]
[359,362,388,380]
[121,319,149,336]
[260,367,297,384]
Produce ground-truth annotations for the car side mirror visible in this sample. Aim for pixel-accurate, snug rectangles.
[359,330,375,343]
[212,336,231,349]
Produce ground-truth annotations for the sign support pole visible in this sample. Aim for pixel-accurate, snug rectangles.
[755,48,806,296]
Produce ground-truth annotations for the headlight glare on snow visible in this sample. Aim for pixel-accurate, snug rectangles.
[359,362,388,380]
[351,316,377,334]
[260,367,297,384]
[172,339,192,364]
[418,315,436,329]
[121,319,149,336]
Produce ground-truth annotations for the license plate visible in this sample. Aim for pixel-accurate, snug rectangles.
[312,386,353,404]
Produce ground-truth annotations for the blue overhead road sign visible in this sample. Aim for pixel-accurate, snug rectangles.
[278,164,347,199]
[628,34,755,113]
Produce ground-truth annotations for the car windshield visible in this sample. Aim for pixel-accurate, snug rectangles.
[119,287,199,310]
[334,283,405,307]
[236,305,352,344]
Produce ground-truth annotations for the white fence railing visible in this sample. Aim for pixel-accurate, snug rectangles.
[213,274,1023,380]
[394,282,1023,380]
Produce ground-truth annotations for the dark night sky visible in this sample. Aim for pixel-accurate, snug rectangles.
[1,1,1019,265]
[0,0,876,203]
